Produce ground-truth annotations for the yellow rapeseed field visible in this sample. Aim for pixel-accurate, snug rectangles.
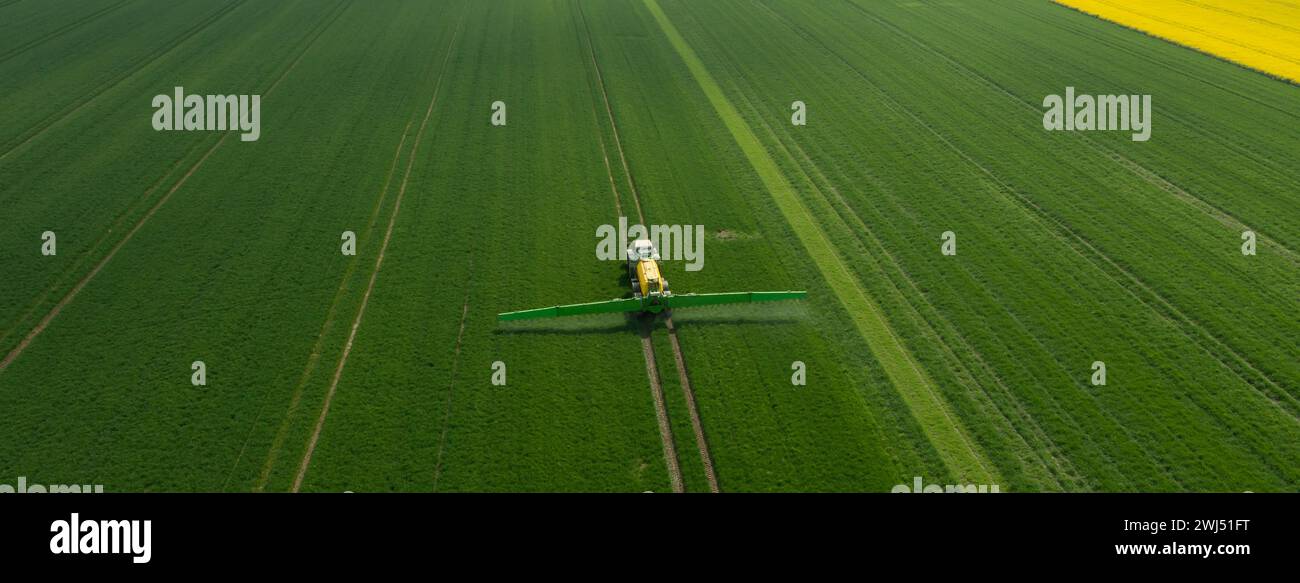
[1054,0,1300,83]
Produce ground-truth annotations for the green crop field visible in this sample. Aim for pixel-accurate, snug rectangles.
[0,0,1295,493]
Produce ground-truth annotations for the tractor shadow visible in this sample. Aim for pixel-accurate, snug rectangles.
[494,314,641,336]
[666,302,807,329]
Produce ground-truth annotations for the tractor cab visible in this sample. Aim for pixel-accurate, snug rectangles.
[627,239,660,261]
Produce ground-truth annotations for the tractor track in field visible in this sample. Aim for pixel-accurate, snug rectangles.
[0,133,225,373]
[578,0,716,492]
[576,3,645,223]
[431,255,475,492]
[0,0,251,162]
[638,320,684,492]
[0,0,350,376]
[0,0,135,66]
[0,134,210,350]
[663,317,719,491]
[239,118,412,492]
[290,12,464,492]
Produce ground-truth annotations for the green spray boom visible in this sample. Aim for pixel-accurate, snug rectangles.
[497,290,806,322]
